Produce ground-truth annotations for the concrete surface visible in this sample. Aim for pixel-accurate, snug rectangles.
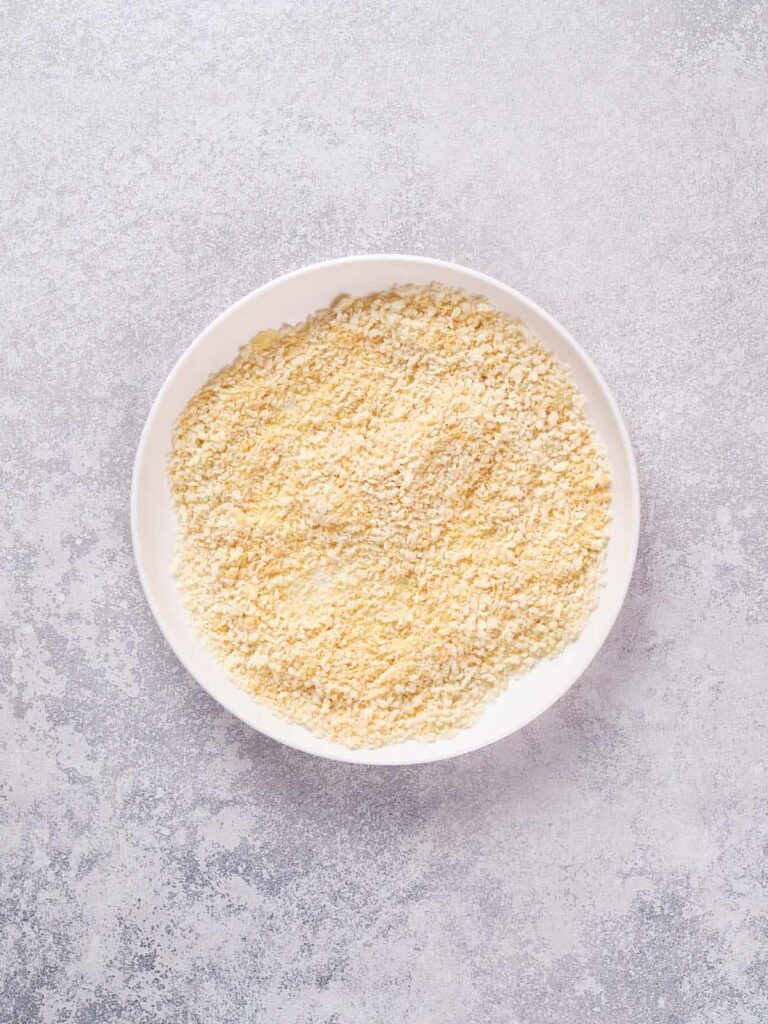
[2,1,767,1021]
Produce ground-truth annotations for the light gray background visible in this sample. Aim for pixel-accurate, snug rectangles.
[2,1,767,1021]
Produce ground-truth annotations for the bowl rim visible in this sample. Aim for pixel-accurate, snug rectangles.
[131,254,640,765]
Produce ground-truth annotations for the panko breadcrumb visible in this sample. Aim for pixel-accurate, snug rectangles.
[169,284,611,747]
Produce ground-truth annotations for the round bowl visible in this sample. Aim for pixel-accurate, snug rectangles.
[131,255,639,765]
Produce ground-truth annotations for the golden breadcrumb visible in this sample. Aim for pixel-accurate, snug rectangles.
[169,284,610,747]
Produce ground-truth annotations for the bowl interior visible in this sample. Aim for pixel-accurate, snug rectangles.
[132,256,638,764]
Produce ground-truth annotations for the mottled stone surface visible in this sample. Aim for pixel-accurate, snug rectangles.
[2,1,767,1021]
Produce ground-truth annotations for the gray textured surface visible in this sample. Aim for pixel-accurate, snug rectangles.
[2,1,767,1021]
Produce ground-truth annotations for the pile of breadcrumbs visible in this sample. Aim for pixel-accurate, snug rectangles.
[170,284,610,747]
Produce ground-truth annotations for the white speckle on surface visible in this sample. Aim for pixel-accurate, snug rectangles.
[1,1,767,1022]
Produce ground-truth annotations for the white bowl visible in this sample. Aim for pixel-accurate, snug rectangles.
[132,255,639,765]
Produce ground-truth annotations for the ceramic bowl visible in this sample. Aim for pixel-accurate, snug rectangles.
[131,255,639,764]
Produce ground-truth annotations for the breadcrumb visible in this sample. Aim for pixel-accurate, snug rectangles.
[169,284,611,747]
